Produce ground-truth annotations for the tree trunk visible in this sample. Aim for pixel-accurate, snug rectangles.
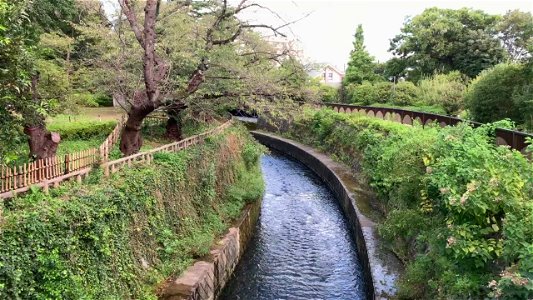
[165,102,186,141]
[24,126,61,160]
[165,117,182,141]
[119,106,154,156]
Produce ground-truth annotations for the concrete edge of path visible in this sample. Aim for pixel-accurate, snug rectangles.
[251,130,403,300]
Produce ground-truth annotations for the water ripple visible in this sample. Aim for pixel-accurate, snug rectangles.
[220,153,367,300]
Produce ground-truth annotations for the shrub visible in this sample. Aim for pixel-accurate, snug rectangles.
[70,92,99,107]
[346,81,393,104]
[48,120,117,140]
[347,82,377,104]
[94,93,114,107]
[391,81,418,105]
[373,81,394,103]
[370,103,447,114]
[418,71,467,114]
[286,108,533,299]
[319,84,339,102]
[465,63,529,123]
[512,84,533,131]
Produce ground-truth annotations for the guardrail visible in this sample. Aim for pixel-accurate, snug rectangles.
[317,102,532,153]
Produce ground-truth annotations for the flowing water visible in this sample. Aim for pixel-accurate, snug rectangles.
[220,153,367,300]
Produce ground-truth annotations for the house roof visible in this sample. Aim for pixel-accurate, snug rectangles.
[323,65,344,76]
[308,64,345,78]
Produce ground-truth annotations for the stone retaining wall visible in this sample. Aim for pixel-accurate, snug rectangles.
[251,131,402,300]
[159,199,261,300]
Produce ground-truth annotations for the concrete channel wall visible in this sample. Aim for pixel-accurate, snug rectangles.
[251,131,402,300]
[159,199,261,300]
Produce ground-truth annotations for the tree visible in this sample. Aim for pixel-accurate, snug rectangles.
[343,24,379,85]
[0,0,109,161]
[390,8,505,78]
[497,10,533,62]
[115,0,299,155]
[418,72,467,114]
[0,1,34,163]
[465,63,529,123]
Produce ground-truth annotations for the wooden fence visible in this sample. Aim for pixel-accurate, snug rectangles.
[102,119,232,176]
[0,149,99,197]
[99,115,127,162]
[0,118,232,199]
[0,114,127,198]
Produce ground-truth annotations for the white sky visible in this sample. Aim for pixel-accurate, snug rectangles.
[103,0,533,70]
[231,0,533,70]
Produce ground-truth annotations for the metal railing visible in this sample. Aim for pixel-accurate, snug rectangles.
[316,102,532,153]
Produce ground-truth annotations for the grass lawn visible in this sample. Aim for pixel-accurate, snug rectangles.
[48,107,124,124]
[11,107,222,163]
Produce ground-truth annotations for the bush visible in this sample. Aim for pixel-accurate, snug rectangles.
[94,93,114,107]
[512,84,533,131]
[70,92,99,107]
[373,81,394,103]
[48,120,117,140]
[287,108,533,299]
[346,81,393,104]
[418,71,467,114]
[347,82,377,104]
[370,103,447,114]
[319,84,339,102]
[465,63,529,123]
[346,81,418,106]
[391,81,418,105]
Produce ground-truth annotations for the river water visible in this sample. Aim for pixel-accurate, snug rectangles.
[220,153,367,300]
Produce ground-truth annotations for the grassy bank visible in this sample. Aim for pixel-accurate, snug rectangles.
[0,124,265,299]
[283,108,533,299]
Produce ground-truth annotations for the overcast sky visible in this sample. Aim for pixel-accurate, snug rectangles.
[231,0,533,70]
[104,0,533,71]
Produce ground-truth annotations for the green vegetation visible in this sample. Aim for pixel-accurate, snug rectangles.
[47,120,116,141]
[318,84,340,103]
[465,63,532,127]
[285,108,533,299]
[336,8,532,130]
[367,103,447,115]
[390,8,505,79]
[344,79,449,115]
[343,24,380,85]
[0,125,265,299]
[418,71,468,114]
[5,112,120,165]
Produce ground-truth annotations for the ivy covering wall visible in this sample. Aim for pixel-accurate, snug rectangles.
[0,125,265,299]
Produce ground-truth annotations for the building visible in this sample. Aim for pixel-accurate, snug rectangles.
[309,65,345,87]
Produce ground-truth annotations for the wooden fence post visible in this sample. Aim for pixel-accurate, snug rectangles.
[64,154,70,175]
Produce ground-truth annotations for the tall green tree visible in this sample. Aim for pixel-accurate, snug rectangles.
[0,0,33,163]
[390,8,505,78]
[497,10,533,62]
[343,24,379,85]
[0,0,96,161]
